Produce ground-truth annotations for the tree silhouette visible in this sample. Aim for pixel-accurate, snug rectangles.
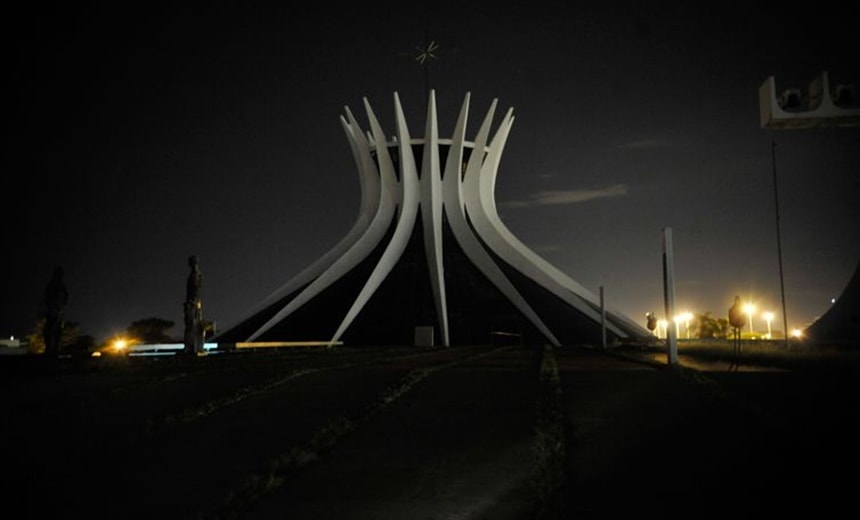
[693,311,729,339]
[127,317,176,344]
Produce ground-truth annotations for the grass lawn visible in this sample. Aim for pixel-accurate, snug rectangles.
[627,337,860,370]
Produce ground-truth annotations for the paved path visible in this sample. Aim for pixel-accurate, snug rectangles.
[243,345,541,520]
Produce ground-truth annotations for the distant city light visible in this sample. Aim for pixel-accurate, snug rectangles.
[743,303,756,332]
[791,328,803,338]
[639,299,795,341]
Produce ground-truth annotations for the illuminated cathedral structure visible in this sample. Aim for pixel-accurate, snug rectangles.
[215,91,648,346]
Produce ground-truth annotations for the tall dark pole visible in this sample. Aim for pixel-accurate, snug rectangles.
[771,141,789,347]
[662,227,678,364]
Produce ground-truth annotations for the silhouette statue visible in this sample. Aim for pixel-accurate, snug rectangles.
[42,266,69,357]
[645,312,658,334]
[728,295,744,370]
[183,255,205,355]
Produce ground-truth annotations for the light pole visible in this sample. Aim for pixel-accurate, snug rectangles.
[676,311,693,339]
[760,71,860,348]
[743,303,756,334]
[763,311,774,339]
[685,312,693,339]
[771,142,790,348]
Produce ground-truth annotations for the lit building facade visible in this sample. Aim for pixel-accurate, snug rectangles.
[215,92,648,346]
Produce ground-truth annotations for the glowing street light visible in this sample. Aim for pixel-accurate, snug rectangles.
[763,311,775,339]
[658,319,668,339]
[113,338,128,353]
[675,311,693,339]
[743,303,756,333]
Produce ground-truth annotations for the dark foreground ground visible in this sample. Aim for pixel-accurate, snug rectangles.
[1,341,858,519]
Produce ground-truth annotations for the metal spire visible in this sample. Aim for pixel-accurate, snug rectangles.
[413,31,439,103]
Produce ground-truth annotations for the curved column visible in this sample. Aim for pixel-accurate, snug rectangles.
[445,94,560,346]
[480,117,645,335]
[331,92,421,343]
[463,105,633,338]
[420,92,450,346]
[246,105,398,340]
[220,106,380,334]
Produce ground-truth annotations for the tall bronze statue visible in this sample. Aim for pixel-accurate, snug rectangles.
[42,266,69,357]
[728,295,744,369]
[183,255,205,355]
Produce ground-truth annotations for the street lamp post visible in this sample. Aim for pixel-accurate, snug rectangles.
[760,72,859,347]
[763,311,774,339]
[684,312,693,339]
[744,303,756,335]
[676,311,693,339]
[771,142,790,348]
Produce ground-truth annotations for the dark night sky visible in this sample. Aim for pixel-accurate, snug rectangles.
[5,2,859,343]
